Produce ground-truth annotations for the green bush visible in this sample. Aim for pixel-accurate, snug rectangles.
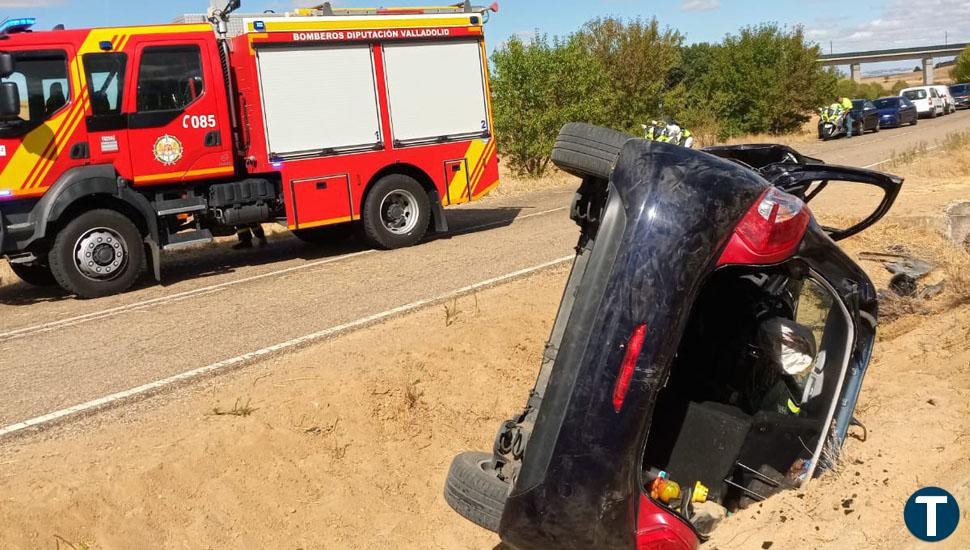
[490,34,612,177]
[955,45,970,83]
[489,20,841,173]
[689,24,836,137]
[574,17,685,134]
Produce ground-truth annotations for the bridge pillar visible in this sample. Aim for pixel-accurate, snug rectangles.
[850,63,862,83]
[923,57,935,85]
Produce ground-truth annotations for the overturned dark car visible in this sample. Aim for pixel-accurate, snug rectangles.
[444,124,902,549]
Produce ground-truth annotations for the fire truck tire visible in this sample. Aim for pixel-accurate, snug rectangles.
[443,452,510,533]
[292,223,355,245]
[552,122,632,181]
[48,209,146,299]
[361,174,430,249]
[9,262,57,287]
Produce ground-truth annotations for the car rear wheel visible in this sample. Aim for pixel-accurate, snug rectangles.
[360,174,430,249]
[9,261,57,287]
[48,209,145,298]
[552,122,632,180]
[444,452,510,533]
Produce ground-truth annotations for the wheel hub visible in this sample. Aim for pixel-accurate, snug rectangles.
[380,190,418,235]
[74,228,128,280]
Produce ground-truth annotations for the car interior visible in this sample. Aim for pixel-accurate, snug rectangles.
[639,265,851,528]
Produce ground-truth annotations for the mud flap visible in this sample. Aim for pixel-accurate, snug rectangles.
[145,238,161,282]
[429,189,449,233]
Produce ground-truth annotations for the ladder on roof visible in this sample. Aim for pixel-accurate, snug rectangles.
[294,1,494,16]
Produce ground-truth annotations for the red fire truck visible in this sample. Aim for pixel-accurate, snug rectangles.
[0,2,500,298]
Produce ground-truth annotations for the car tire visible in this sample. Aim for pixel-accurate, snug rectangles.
[292,223,355,245]
[9,261,57,287]
[552,122,632,181]
[48,209,145,299]
[360,174,430,250]
[872,120,880,133]
[443,452,510,533]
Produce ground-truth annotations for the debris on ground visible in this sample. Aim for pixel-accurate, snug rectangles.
[859,249,942,297]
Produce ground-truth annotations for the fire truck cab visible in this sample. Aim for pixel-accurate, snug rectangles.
[0,2,500,298]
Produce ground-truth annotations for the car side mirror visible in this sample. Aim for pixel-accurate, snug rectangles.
[0,82,21,118]
[0,52,12,78]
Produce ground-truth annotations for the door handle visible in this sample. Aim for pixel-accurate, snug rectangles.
[204,131,221,148]
[70,142,89,160]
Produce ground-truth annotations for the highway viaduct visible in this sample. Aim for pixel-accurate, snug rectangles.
[819,43,968,85]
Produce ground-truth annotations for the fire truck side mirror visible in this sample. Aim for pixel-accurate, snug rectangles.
[0,82,21,118]
[0,52,14,78]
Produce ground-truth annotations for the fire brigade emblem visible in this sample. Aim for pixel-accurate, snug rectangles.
[153,135,183,166]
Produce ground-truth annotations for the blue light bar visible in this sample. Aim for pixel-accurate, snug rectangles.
[0,17,36,35]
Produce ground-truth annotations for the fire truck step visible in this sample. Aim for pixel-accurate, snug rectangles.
[163,229,214,251]
[155,197,208,217]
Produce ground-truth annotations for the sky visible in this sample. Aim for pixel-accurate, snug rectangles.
[4,0,969,75]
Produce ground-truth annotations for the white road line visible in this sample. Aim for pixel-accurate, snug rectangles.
[0,206,569,342]
[0,255,574,439]
[862,144,943,169]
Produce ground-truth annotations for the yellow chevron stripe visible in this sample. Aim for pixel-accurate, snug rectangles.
[467,139,495,192]
[31,97,88,189]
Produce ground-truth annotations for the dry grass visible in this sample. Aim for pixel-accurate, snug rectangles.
[889,130,970,177]
[483,164,576,200]
[718,116,819,147]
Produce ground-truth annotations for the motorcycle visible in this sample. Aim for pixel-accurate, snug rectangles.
[817,106,849,140]
[643,121,694,148]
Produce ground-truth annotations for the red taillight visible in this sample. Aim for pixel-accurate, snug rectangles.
[717,187,810,267]
[636,495,699,550]
[613,323,646,412]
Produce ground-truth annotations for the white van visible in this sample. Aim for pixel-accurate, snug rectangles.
[931,85,956,114]
[900,86,945,118]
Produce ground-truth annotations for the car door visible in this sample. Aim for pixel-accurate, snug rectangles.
[125,37,232,187]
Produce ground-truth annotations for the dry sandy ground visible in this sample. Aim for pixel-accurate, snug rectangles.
[0,219,966,550]
[0,267,568,549]
[0,141,968,550]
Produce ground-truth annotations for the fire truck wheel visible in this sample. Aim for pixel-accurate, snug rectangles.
[361,175,430,249]
[48,209,146,299]
[9,262,57,287]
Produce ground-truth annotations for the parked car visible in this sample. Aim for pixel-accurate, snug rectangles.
[931,84,957,114]
[445,124,903,550]
[872,96,918,128]
[950,83,970,110]
[901,86,945,118]
[850,99,881,133]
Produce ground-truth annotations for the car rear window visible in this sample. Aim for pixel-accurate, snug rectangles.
[903,89,927,100]
[873,98,898,108]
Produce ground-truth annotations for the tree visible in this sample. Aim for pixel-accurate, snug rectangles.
[573,17,685,133]
[955,45,970,83]
[490,34,612,176]
[690,23,836,137]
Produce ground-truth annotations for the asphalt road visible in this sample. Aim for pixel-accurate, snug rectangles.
[2,109,969,436]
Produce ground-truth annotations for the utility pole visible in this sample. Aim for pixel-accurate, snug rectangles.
[830,40,833,54]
